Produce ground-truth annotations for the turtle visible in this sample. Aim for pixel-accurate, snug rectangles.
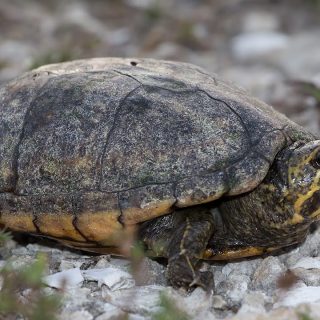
[1,57,320,290]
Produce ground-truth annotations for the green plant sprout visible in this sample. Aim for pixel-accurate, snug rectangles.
[0,231,61,320]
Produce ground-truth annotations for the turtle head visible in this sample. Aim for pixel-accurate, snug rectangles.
[285,140,320,221]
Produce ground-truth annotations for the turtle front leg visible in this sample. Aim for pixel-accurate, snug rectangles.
[139,208,215,290]
[166,210,214,290]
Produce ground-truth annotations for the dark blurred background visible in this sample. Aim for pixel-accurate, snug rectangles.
[1,0,320,133]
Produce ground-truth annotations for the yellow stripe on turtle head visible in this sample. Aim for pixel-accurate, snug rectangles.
[288,143,320,221]
[293,170,320,215]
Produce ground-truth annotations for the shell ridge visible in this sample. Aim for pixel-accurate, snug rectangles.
[112,70,143,85]
[192,68,218,86]
[112,69,198,94]
[11,78,50,194]
[142,84,198,94]
[198,89,252,148]
[98,84,143,189]
[252,150,272,165]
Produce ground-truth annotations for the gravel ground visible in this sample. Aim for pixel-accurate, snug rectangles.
[1,0,320,319]
[3,228,320,320]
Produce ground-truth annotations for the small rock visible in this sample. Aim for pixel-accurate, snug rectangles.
[292,268,320,286]
[102,285,163,314]
[82,267,135,290]
[296,303,320,320]
[222,65,283,102]
[242,11,280,33]
[7,255,35,270]
[128,315,148,320]
[43,267,84,289]
[133,258,166,286]
[61,249,88,259]
[275,285,320,307]
[237,291,266,315]
[166,287,212,317]
[264,308,298,320]
[216,272,250,304]
[26,243,62,255]
[194,311,216,320]
[231,31,289,60]
[251,256,286,293]
[296,230,320,257]
[212,269,226,288]
[95,304,126,320]
[11,246,29,256]
[292,256,320,269]
[60,259,83,271]
[63,287,92,308]
[281,247,303,268]
[221,259,262,278]
[212,295,227,310]
[0,238,16,258]
[94,257,111,269]
[276,30,320,78]
[108,257,131,270]
[58,310,93,320]
[0,40,33,65]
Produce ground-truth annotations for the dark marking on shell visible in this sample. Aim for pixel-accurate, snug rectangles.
[117,192,125,226]
[72,215,93,243]
[32,214,41,234]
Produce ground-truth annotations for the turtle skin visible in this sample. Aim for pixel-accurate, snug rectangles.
[0,58,318,289]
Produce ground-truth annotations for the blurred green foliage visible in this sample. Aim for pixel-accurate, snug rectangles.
[297,311,315,320]
[306,86,320,103]
[152,293,190,320]
[0,60,8,71]
[299,82,320,104]
[0,229,11,246]
[144,2,163,23]
[307,0,320,8]
[292,80,320,106]
[0,230,61,320]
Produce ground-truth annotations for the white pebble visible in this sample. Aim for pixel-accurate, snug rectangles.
[82,267,135,290]
[43,267,84,289]
[232,31,289,60]
[291,257,320,270]
[275,286,320,307]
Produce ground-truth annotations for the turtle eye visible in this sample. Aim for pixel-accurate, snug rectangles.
[311,151,320,169]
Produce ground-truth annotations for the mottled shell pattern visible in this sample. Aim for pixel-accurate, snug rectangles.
[0,58,313,247]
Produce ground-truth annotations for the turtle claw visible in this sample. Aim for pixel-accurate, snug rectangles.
[168,270,214,292]
[167,257,214,291]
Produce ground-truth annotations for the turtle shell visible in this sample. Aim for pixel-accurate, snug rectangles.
[0,58,314,248]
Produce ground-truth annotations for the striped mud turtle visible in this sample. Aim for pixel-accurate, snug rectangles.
[1,58,320,289]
